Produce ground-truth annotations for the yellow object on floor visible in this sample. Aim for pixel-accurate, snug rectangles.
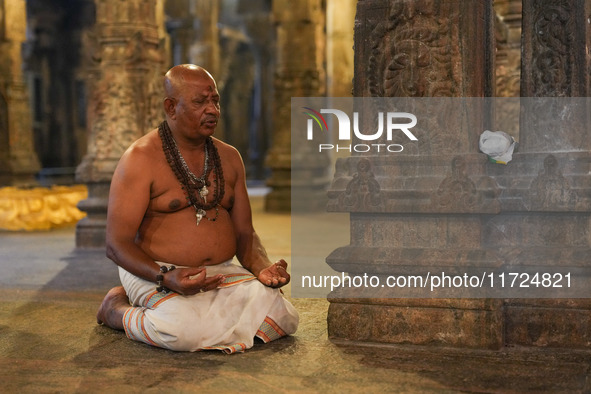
[0,185,87,231]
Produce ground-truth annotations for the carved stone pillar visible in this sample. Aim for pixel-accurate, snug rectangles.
[496,0,591,348]
[326,0,502,349]
[75,0,165,247]
[266,0,327,212]
[327,0,591,351]
[0,0,41,186]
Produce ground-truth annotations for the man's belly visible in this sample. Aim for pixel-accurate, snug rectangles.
[137,208,237,267]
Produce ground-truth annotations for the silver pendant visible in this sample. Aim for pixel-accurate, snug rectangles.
[199,185,209,203]
[196,208,207,226]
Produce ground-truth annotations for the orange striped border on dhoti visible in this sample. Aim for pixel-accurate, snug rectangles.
[218,273,257,288]
[255,316,287,343]
[144,290,179,309]
[200,342,247,354]
[122,308,159,347]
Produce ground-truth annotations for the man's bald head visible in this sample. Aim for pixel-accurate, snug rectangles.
[163,64,217,99]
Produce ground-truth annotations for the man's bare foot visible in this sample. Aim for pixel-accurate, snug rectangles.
[96,286,130,330]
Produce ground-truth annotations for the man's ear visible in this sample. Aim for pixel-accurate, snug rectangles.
[163,97,176,119]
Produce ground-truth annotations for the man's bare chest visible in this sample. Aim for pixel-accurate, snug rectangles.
[147,173,235,215]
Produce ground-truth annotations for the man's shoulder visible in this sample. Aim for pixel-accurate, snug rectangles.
[111,128,162,187]
[123,129,161,161]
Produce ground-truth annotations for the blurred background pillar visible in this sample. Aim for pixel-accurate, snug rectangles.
[0,0,40,186]
[265,0,327,212]
[75,0,166,248]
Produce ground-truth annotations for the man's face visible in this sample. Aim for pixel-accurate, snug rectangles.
[174,74,221,139]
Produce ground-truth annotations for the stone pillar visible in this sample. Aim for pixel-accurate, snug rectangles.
[326,0,503,349]
[326,0,356,98]
[0,0,41,186]
[240,6,275,180]
[75,0,165,248]
[190,1,220,76]
[497,0,591,349]
[266,0,327,212]
[328,0,591,351]
[325,0,356,173]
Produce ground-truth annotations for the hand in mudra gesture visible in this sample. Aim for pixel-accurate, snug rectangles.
[257,259,290,288]
[167,267,225,296]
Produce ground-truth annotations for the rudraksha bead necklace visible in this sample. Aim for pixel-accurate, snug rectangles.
[158,120,225,225]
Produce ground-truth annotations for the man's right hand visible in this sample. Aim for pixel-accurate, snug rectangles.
[164,267,225,295]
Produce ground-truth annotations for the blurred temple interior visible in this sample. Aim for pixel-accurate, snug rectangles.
[0,0,356,234]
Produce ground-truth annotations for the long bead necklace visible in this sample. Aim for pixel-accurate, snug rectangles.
[158,121,225,225]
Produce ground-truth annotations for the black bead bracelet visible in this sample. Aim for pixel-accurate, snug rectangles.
[156,265,176,293]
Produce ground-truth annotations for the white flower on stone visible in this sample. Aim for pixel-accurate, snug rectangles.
[479,130,517,165]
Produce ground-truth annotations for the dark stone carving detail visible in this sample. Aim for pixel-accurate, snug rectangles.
[337,158,384,211]
[529,1,573,96]
[520,1,589,151]
[367,2,454,98]
[431,157,499,213]
[528,154,577,210]
[359,1,490,154]
[521,0,590,98]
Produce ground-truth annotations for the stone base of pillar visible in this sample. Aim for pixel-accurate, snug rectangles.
[327,298,591,350]
[76,217,108,248]
[324,149,591,350]
[75,181,110,248]
[327,298,504,350]
[505,299,591,349]
[0,147,41,187]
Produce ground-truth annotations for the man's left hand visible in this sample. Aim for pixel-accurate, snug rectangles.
[257,259,290,288]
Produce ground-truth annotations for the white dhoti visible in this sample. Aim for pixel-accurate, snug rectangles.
[118,260,299,353]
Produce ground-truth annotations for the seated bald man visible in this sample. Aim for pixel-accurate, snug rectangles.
[96,64,298,353]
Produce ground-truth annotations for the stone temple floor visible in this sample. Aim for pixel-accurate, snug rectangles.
[1,194,591,393]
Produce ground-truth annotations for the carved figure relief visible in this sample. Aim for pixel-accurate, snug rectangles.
[432,157,479,211]
[431,156,500,213]
[528,154,577,210]
[337,158,384,211]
